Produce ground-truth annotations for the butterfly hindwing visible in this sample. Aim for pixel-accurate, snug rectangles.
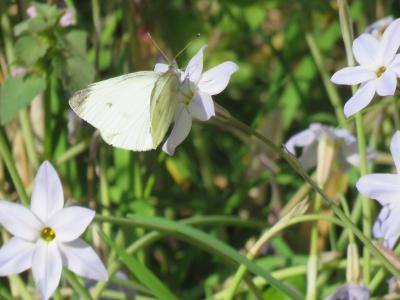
[69,71,161,151]
[150,69,181,147]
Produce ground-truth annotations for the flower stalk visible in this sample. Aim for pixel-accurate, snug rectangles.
[214,111,400,278]
[336,0,372,283]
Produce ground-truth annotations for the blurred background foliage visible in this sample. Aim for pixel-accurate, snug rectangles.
[0,0,399,299]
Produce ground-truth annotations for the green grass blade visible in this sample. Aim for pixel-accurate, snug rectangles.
[95,214,303,299]
[99,229,179,300]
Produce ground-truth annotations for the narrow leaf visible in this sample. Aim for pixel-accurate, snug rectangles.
[99,230,179,300]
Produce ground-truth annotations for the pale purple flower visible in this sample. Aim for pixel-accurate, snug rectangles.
[0,161,107,300]
[372,205,400,249]
[59,10,75,27]
[285,123,375,170]
[357,131,400,245]
[26,6,37,18]
[11,67,29,77]
[365,16,394,38]
[324,284,370,300]
[155,45,238,155]
[331,18,400,117]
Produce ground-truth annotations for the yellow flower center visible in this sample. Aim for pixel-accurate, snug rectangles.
[41,227,56,241]
[376,66,386,77]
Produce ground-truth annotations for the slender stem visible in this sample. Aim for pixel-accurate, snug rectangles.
[1,2,39,171]
[18,110,39,170]
[337,0,371,283]
[214,113,400,278]
[304,32,348,129]
[99,146,111,236]
[91,215,271,299]
[0,129,29,205]
[225,214,344,300]
[55,139,90,166]
[63,269,93,300]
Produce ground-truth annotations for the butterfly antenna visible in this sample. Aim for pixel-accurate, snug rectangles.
[147,32,171,64]
[173,33,201,61]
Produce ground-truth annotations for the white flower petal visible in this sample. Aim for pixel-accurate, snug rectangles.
[382,205,400,241]
[356,174,400,206]
[48,207,95,242]
[378,18,400,64]
[162,107,192,156]
[154,63,169,73]
[352,33,380,65]
[389,54,400,76]
[184,45,207,84]
[32,240,62,300]
[390,131,400,173]
[0,237,35,275]
[285,128,318,154]
[59,239,108,281]
[372,206,389,239]
[31,161,64,223]
[198,61,239,95]
[298,142,318,170]
[331,66,376,85]
[375,70,397,96]
[343,81,376,117]
[188,92,215,121]
[0,200,42,241]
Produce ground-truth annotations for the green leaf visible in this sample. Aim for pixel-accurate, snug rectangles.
[64,30,88,56]
[53,55,95,91]
[96,214,303,300]
[65,56,95,91]
[15,36,49,65]
[99,230,179,300]
[0,75,46,124]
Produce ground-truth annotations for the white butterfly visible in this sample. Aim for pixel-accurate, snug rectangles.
[69,45,238,154]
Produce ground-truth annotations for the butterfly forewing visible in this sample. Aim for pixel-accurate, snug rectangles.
[69,71,161,151]
[150,69,181,147]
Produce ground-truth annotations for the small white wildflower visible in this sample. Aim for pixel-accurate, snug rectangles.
[0,161,107,300]
[285,123,375,170]
[331,18,400,117]
[155,45,239,155]
[357,131,400,245]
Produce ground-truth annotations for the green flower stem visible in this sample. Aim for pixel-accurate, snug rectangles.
[55,139,90,166]
[95,214,304,299]
[91,215,272,299]
[222,214,344,300]
[1,4,39,171]
[214,112,400,278]
[18,110,39,171]
[0,129,29,205]
[355,113,371,283]
[213,258,382,300]
[63,269,93,300]
[337,0,372,283]
[307,193,323,300]
[304,32,348,130]
[368,243,400,292]
[99,147,111,236]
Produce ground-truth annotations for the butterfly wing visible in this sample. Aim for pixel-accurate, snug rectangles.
[69,71,160,151]
[150,69,181,147]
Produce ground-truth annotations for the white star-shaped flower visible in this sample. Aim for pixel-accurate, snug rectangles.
[155,45,239,155]
[285,123,374,170]
[331,18,400,117]
[0,161,107,300]
[357,131,400,246]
